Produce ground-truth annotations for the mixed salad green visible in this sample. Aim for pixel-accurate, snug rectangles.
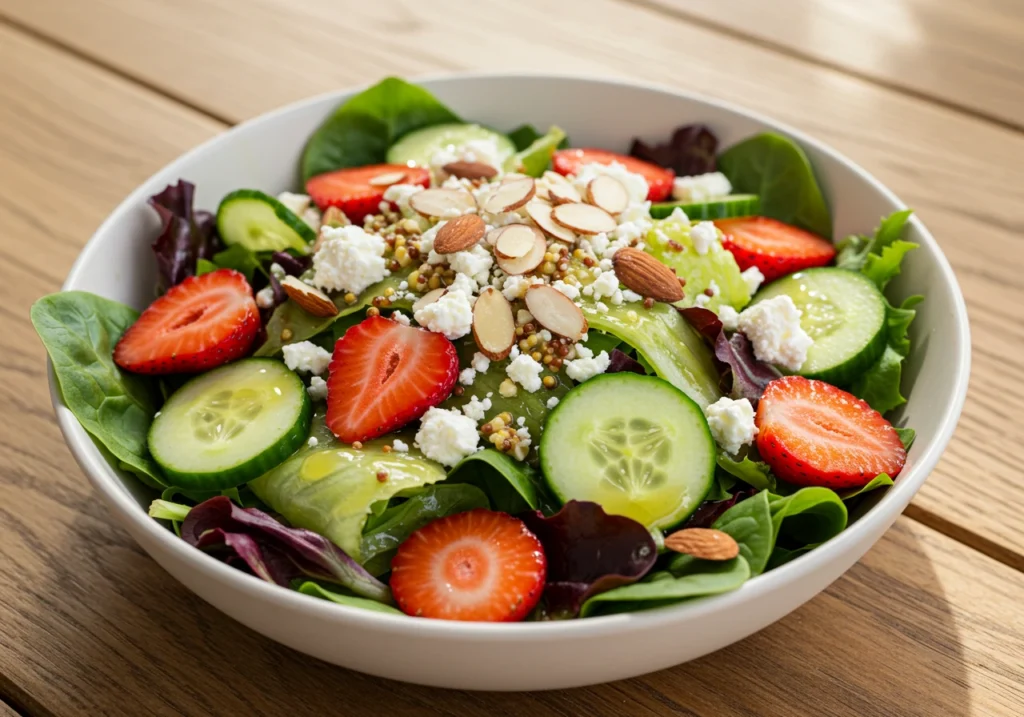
[33,78,920,622]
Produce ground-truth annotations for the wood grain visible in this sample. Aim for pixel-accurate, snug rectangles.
[640,0,1024,130]
[2,0,1022,565]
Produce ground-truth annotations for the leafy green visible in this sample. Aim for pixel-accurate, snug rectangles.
[508,124,542,150]
[195,258,218,276]
[210,244,264,282]
[718,132,832,238]
[296,581,403,614]
[713,490,774,575]
[359,484,490,575]
[148,499,191,522]
[887,295,924,355]
[836,209,913,271]
[447,449,541,513]
[30,292,163,487]
[837,473,894,501]
[301,77,461,182]
[863,240,917,291]
[507,125,566,177]
[850,346,906,415]
[716,453,776,492]
[895,427,916,451]
[705,471,738,502]
[582,331,622,356]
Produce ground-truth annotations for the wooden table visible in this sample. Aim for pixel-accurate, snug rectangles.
[1,0,1022,714]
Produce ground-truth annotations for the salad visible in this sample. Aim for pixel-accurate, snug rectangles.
[32,78,920,622]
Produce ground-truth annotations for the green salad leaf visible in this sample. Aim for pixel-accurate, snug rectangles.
[447,449,542,513]
[895,427,916,451]
[209,244,264,282]
[31,292,164,487]
[718,132,832,238]
[195,258,218,276]
[713,490,775,575]
[301,77,462,182]
[836,209,913,271]
[837,473,894,501]
[507,125,566,177]
[716,453,776,492]
[296,581,404,614]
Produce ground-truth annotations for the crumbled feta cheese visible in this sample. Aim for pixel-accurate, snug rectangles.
[546,396,560,409]
[551,280,580,300]
[311,225,387,295]
[694,293,711,308]
[255,285,276,309]
[461,395,493,422]
[705,397,758,455]
[383,183,424,217]
[672,172,732,203]
[448,244,493,287]
[718,305,740,332]
[418,220,444,256]
[742,266,765,295]
[390,310,411,326]
[458,367,477,386]
[516,416,526,427]
[587,270,620,301]
[471,352,491,373]
[565,349,611,383]
[448,271,479,300]
[595,301,609,313]
[622,289,643,303]
[506,354,544,393]
[668,207,690,224]
[307,436,319,448]
[737,295,814,372]
[307,376,328,401]
[392,439,409,453]
[690,221,720,256]
[414,407,481,467]
[430,137,503,179]
[414,289,474,339]
[282,341,332,375]
[501,274,544,301]
[512,426,532,461]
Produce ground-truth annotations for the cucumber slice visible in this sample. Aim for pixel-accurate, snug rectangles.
[386,123,516,168]
[751,268,887,385]
[650,194,760,220]
[149,358,312,490]
[216,189,317,255]
[540,373,715,529]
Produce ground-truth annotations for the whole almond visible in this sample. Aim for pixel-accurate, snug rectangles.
[664,528,739,561]
[612,247,684,303]
[280,275,339,317]
[443,161,498,181]
[433,214,486,254]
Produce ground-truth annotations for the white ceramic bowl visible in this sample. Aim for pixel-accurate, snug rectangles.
[49,74,970,691]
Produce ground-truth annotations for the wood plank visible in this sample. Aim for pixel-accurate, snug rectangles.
[2,0,1022,563]
[641,0,1024,130]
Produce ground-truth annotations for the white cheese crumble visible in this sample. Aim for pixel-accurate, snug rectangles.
[461,395,493,422]
[307,376,328,401]
[546,396,560,409]
[471,352,491,373]
[671,172,732,203]
[383,183,424,217]
[704,396,758,456]
[690,221,720,256]
[414,407,481,467]
[255,285,276,309]
[742,266,765,295]
[311,225,387,295]
[458,367,477,386]
[392,438,409,453]
[506,354,544,393]
[501,274,544,301]
[390,310,411,326]
[551,280,580,300]
[565,345,611,383]
[717,305,740,332]
[430,137,503,179]
[512,426,532,461]
[448,244,494,288]
[737,295,814,372]
[282,341,332,376]
[448,271,479,301]
[585,270,621,302]
[307,436,319,448]
[414,289,474,339]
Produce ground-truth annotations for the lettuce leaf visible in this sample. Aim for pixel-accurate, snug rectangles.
[630,124,718,177]
[149,180,221,292]
[506,125,566,177]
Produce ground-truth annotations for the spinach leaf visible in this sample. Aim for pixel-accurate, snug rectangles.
[447,449,541,513]
[508,124,542,150]
[301,77,461,182]
[359,484,490,576]
[716,453,776,492]
[768,487,848,547]
[507,125,566,177]
[895,426,916,451]
[713,489,774,575]
[210,244,264,282]
[837,473,894,501]
[705,470,738,502]
[196,258,218,276]
[31,292,164,487]
[718,132,832,238]
[582,330,622,356]
[296,581,404,614]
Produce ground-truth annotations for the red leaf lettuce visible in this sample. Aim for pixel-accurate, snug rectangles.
[150,180,221,292]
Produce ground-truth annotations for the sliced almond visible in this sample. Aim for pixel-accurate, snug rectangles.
[494,227,546,275]
[612,247,685,303]
[472,287,516,360]
[483,177,535,214]
[664,528,739,561]
[412,288,446,313]
[409,188,477,218]
[280,275,338,318]
[502,172,530,183]
[543,171,582,205]
[586,175,629,215]
[525,200,575,243]
[484,226,505,246]
[494,224,538,259]
[368,170,407,187]
[443,161,498,181]
[551,202,617,235]
[524,285,587,341]
[433,214,486,254]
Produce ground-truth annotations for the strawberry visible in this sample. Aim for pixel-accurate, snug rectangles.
[715,216,836,283]
[325,315,458,443]
[552,148,674,201]
[114,269,259,374]
[756,376,906,490]
[390,509,547,622]
[305,164,431,223]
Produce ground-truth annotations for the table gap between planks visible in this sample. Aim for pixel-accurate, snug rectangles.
[0,0,1021,715]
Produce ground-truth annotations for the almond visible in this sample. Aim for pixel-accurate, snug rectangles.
[542,171,582,205]
[280,275,338,317]
[494,227,547,275]
[484,226,505,246]
[612,247,684,303]
[586,176,629,215]
[494,224,538,259]
[433,214,486,254]
[663,528,739,561]
[551,202,617,235]
[412,288,446,313]
[472,287,516,360]
[483,177,535,214]
[409,188,477,218]
[443,161,498,181]
[524,285,587,341]
[525,200,575,243]
[367,170,407,187]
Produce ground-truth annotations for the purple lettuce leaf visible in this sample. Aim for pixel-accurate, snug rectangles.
[630,124,719,176]
[270,251,312,277]
[519,500,657,619]
[149,180,222,292]
[683,489,758,529]
[678,306,723,342]
[606,348,646,375]
[715,332,782,405]
[182,496,392,603]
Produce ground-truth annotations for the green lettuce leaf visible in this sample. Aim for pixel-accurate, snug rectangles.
[447,449,542,513]
[716,453,776,492]
[863,240,918,291]
[506,125,566,177]
[837,473,894,501]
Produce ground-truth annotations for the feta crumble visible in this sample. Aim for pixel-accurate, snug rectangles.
[586,270,621,301]
[704,396,757,456]
[717,305,740,332]
[546,396,560,409]
[471,352,491,373]
[307,376,328,401]
[255,285,276,309]
[282,341,332,375]
[512,426,532,461]
[742,266,765,295]
[458,367,477,386]
[506,354,544,393]
[671,172,732,203]
[690,221,720,256]
[461,395,493,422]
[382,183,424,218]
[414,289,474,339]
[448,244,494,288]
[565,345,611,383]
[501,274,544,301]
[392,439,409,453]
[390,310,411,326]
[311,225,387,295]
[737,295,813,372]
[551,280,580,300]
[414,407,481,467]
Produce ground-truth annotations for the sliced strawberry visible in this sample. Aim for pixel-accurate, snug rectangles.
[390,509,547,622]
[306,164,431,223]
[715,216,836,283]
[325,315,458,443]
[552,148,674,201]
[756,376,906,490]
[114,269,259,375]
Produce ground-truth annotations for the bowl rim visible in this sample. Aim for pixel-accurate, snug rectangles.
[50,71,971,638]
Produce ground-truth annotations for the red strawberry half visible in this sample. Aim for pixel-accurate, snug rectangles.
[306,164,431,223]
[325,315,458,443]
[390,509,547,622]
[715,216,836,283]
[114,268,259,374]
[756,376,907,490]
[552,148,674,201]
